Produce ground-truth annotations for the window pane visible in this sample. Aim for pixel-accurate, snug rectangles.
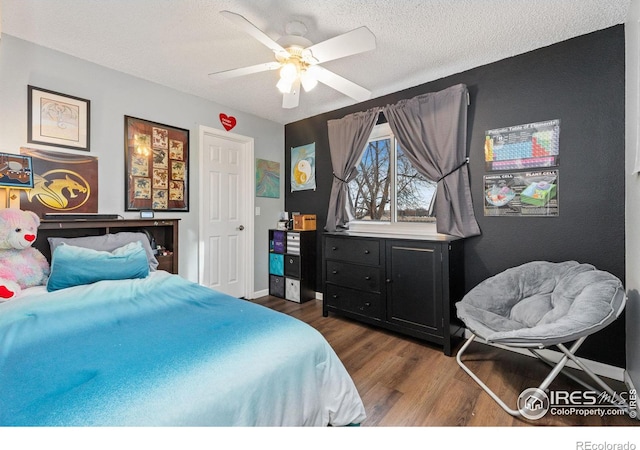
[396,146,437,222]
[349,138,391,222]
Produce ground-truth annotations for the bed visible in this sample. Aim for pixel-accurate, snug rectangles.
[0,231,366,426]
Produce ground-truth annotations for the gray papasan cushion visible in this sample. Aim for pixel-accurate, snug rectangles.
[456,261,625,346]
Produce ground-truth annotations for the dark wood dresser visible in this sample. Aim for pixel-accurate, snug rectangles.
[322,232,464,356]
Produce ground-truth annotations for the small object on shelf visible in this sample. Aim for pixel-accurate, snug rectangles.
[293,214,316,231]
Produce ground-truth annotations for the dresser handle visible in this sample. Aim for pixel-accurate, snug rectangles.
[365,276,371,280]
[332,294,338,299]
[364,249,370,254]
[386,278,392,283]
[364,302,371,307]
[332,270,338,274]
[332,246,337,251]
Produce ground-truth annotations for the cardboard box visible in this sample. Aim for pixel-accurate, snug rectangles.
[293,214,316,231]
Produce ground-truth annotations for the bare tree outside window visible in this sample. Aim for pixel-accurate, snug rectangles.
[351,139,391,221]
[396,147,436,222]
[349,127,436,223]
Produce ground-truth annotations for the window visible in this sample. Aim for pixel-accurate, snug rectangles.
[348,122,437,233]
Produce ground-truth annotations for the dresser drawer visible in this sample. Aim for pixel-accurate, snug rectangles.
[284,254,300,278]
[272,231,286,253]
[286,233,300,255]
[326,260,382,292]
[285,278,301,303]
[324,236,380,265]
[325,284,383,320]
[269,253,284,276]
[269,275,284,297]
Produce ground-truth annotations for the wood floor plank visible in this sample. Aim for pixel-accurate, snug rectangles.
[250,296,639,427]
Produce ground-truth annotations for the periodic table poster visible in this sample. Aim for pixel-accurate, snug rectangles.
[484,119,560,171]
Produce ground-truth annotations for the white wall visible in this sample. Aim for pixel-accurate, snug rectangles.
[0,34,284,292]
[626,0,640,389]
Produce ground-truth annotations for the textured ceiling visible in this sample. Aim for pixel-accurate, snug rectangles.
[1,0,631,125]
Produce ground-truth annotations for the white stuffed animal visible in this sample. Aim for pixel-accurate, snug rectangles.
[0,208,50,300]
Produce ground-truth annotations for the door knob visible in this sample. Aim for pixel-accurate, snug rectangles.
[238,225,245,231]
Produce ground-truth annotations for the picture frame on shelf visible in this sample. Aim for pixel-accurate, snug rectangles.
[27,85,90,151]
[124,116,189,212]
[0,153,34,189]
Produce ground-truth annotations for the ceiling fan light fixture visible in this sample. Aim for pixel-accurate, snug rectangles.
[216,11,377,109]
[279,62,298,82]
[276,77,294,94]
[300,68,318,92]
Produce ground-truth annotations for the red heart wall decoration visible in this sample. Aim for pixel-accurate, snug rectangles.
[219,113,237,131]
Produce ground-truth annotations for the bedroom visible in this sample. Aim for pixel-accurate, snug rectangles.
[0,0,638,444]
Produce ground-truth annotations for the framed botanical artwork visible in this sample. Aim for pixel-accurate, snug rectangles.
[27,85,90,151]
[124,116,189,212]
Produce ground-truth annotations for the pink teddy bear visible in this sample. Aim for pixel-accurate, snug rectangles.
[0,208,50,300]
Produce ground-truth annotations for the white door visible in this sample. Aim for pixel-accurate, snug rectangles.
[199,126,254,298]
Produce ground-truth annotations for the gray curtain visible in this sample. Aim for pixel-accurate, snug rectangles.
[383,84,480,238]
[325,108,380,232]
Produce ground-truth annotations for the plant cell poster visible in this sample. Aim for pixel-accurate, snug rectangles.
[484,170,559,217]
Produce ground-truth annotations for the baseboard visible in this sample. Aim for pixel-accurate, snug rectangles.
[250,288,269,299]
[250,289,320,300]
[463,329,625,382]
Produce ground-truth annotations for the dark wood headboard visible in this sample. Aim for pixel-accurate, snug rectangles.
[36,219,180,274]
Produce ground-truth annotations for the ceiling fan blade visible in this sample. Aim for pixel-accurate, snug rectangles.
[208,62,281,82]
[304,27,376,64]
[314,66,371,102]
[220,10,289,58]
[282,78,301,109]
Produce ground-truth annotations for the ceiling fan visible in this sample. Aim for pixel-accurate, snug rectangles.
[209,10,376,109]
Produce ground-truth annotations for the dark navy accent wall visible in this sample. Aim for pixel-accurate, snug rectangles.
[285,26,625,366]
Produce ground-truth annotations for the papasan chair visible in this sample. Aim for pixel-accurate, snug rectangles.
[455,260,629,418]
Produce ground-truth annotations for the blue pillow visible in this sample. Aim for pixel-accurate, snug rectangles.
[47,241,150,292]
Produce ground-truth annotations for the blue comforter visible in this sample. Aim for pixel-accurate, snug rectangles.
[0,272,365,426]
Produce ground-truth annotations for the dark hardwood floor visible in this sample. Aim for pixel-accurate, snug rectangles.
[251,295,639,428]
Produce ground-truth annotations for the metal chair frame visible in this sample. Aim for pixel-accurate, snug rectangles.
[456,332,634,418]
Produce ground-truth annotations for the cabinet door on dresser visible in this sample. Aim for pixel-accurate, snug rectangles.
[385,241,443,336]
